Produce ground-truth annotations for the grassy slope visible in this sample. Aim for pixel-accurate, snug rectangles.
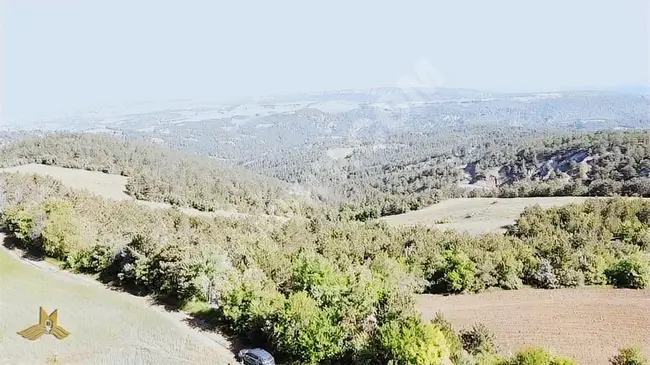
[380,197,593,235]
[0,237,237,365]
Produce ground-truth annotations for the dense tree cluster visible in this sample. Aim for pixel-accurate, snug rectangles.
[2,171,649,364]
[251,125,574,217]
[494,131,650,198]
[0,133,313,216]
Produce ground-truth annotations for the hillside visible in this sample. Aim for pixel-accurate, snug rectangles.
[0,164,287,222]
[5,91,650,220]
[379,197,590,235]
[331,130,650,220]
[469,131,650,198]
[0,133,314,217]
[0,239,237,365]
[11,89,649,164]
[2,165,650,363]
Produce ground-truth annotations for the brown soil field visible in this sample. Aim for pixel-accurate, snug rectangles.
[418,288,650,364]
[380,197,593,235]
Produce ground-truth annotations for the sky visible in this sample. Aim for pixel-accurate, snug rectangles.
[1,0,649,124]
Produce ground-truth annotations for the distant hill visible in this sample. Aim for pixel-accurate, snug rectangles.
[0,133,314,216]
[3,88,649,219]
[5,88,649,164]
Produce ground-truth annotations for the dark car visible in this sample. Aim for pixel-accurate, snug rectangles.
[237,348,275,365]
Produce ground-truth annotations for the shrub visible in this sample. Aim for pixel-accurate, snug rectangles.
[430,313,463,362]
[428,249,477,294]
[606,255,650,289]
[40,200,82,259]
[378,316,451,365]
[460,323,496,355]
[496,348,577,365]
[66,244,115,273]
[610,347,649,365]
[272,291,346,364]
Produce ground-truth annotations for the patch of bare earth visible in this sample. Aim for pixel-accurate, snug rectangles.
[380,197,591,235]
[417,288,650,364]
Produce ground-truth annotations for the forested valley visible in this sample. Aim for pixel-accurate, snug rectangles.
[0,127,649,364]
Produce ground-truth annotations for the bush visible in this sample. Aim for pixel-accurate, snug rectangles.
[430,313,463,362]
[606,255,650,289]
[428,249,477,294]
[610,347,649,365]
[272,292,346,364]
[66,244,115,273]
[496,348,577,365]
[378,316,451,365]
[460,323,496,355]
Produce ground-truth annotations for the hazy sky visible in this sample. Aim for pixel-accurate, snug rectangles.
[2,0,649,123]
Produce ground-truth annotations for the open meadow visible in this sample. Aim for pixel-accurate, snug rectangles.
[381,197,593,235]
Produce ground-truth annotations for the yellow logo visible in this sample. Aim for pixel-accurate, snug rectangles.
[17,307,70,341]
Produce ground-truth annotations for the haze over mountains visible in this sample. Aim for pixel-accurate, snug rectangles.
[4,88,649,162]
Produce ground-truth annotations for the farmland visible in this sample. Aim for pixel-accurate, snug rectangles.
[417,288,650,364]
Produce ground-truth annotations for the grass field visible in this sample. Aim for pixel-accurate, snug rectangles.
[417,288,650,365]
[0,236,237,365]
[380,197,592,235]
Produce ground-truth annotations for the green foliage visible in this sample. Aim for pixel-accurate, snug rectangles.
[41,200,81,260]
[606,255,650,289]
[272,292,346,364]
[610,347,649,365]
[496,348,577,365]
[2,206,36,243]
[429,249,477,294]
[378,316,451,365]
[0,133,312,217]
[2,170,650,364]
[430,313,463,362]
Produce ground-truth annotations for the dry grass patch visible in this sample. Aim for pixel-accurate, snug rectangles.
[380,197,592,235]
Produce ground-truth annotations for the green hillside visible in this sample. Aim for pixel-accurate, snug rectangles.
[0,133,313,217]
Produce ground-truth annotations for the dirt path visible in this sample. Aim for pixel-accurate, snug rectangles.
[418,288,650,364]
[0,235,238,365]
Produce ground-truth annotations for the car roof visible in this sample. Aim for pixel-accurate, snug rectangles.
[246,348,273,360]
